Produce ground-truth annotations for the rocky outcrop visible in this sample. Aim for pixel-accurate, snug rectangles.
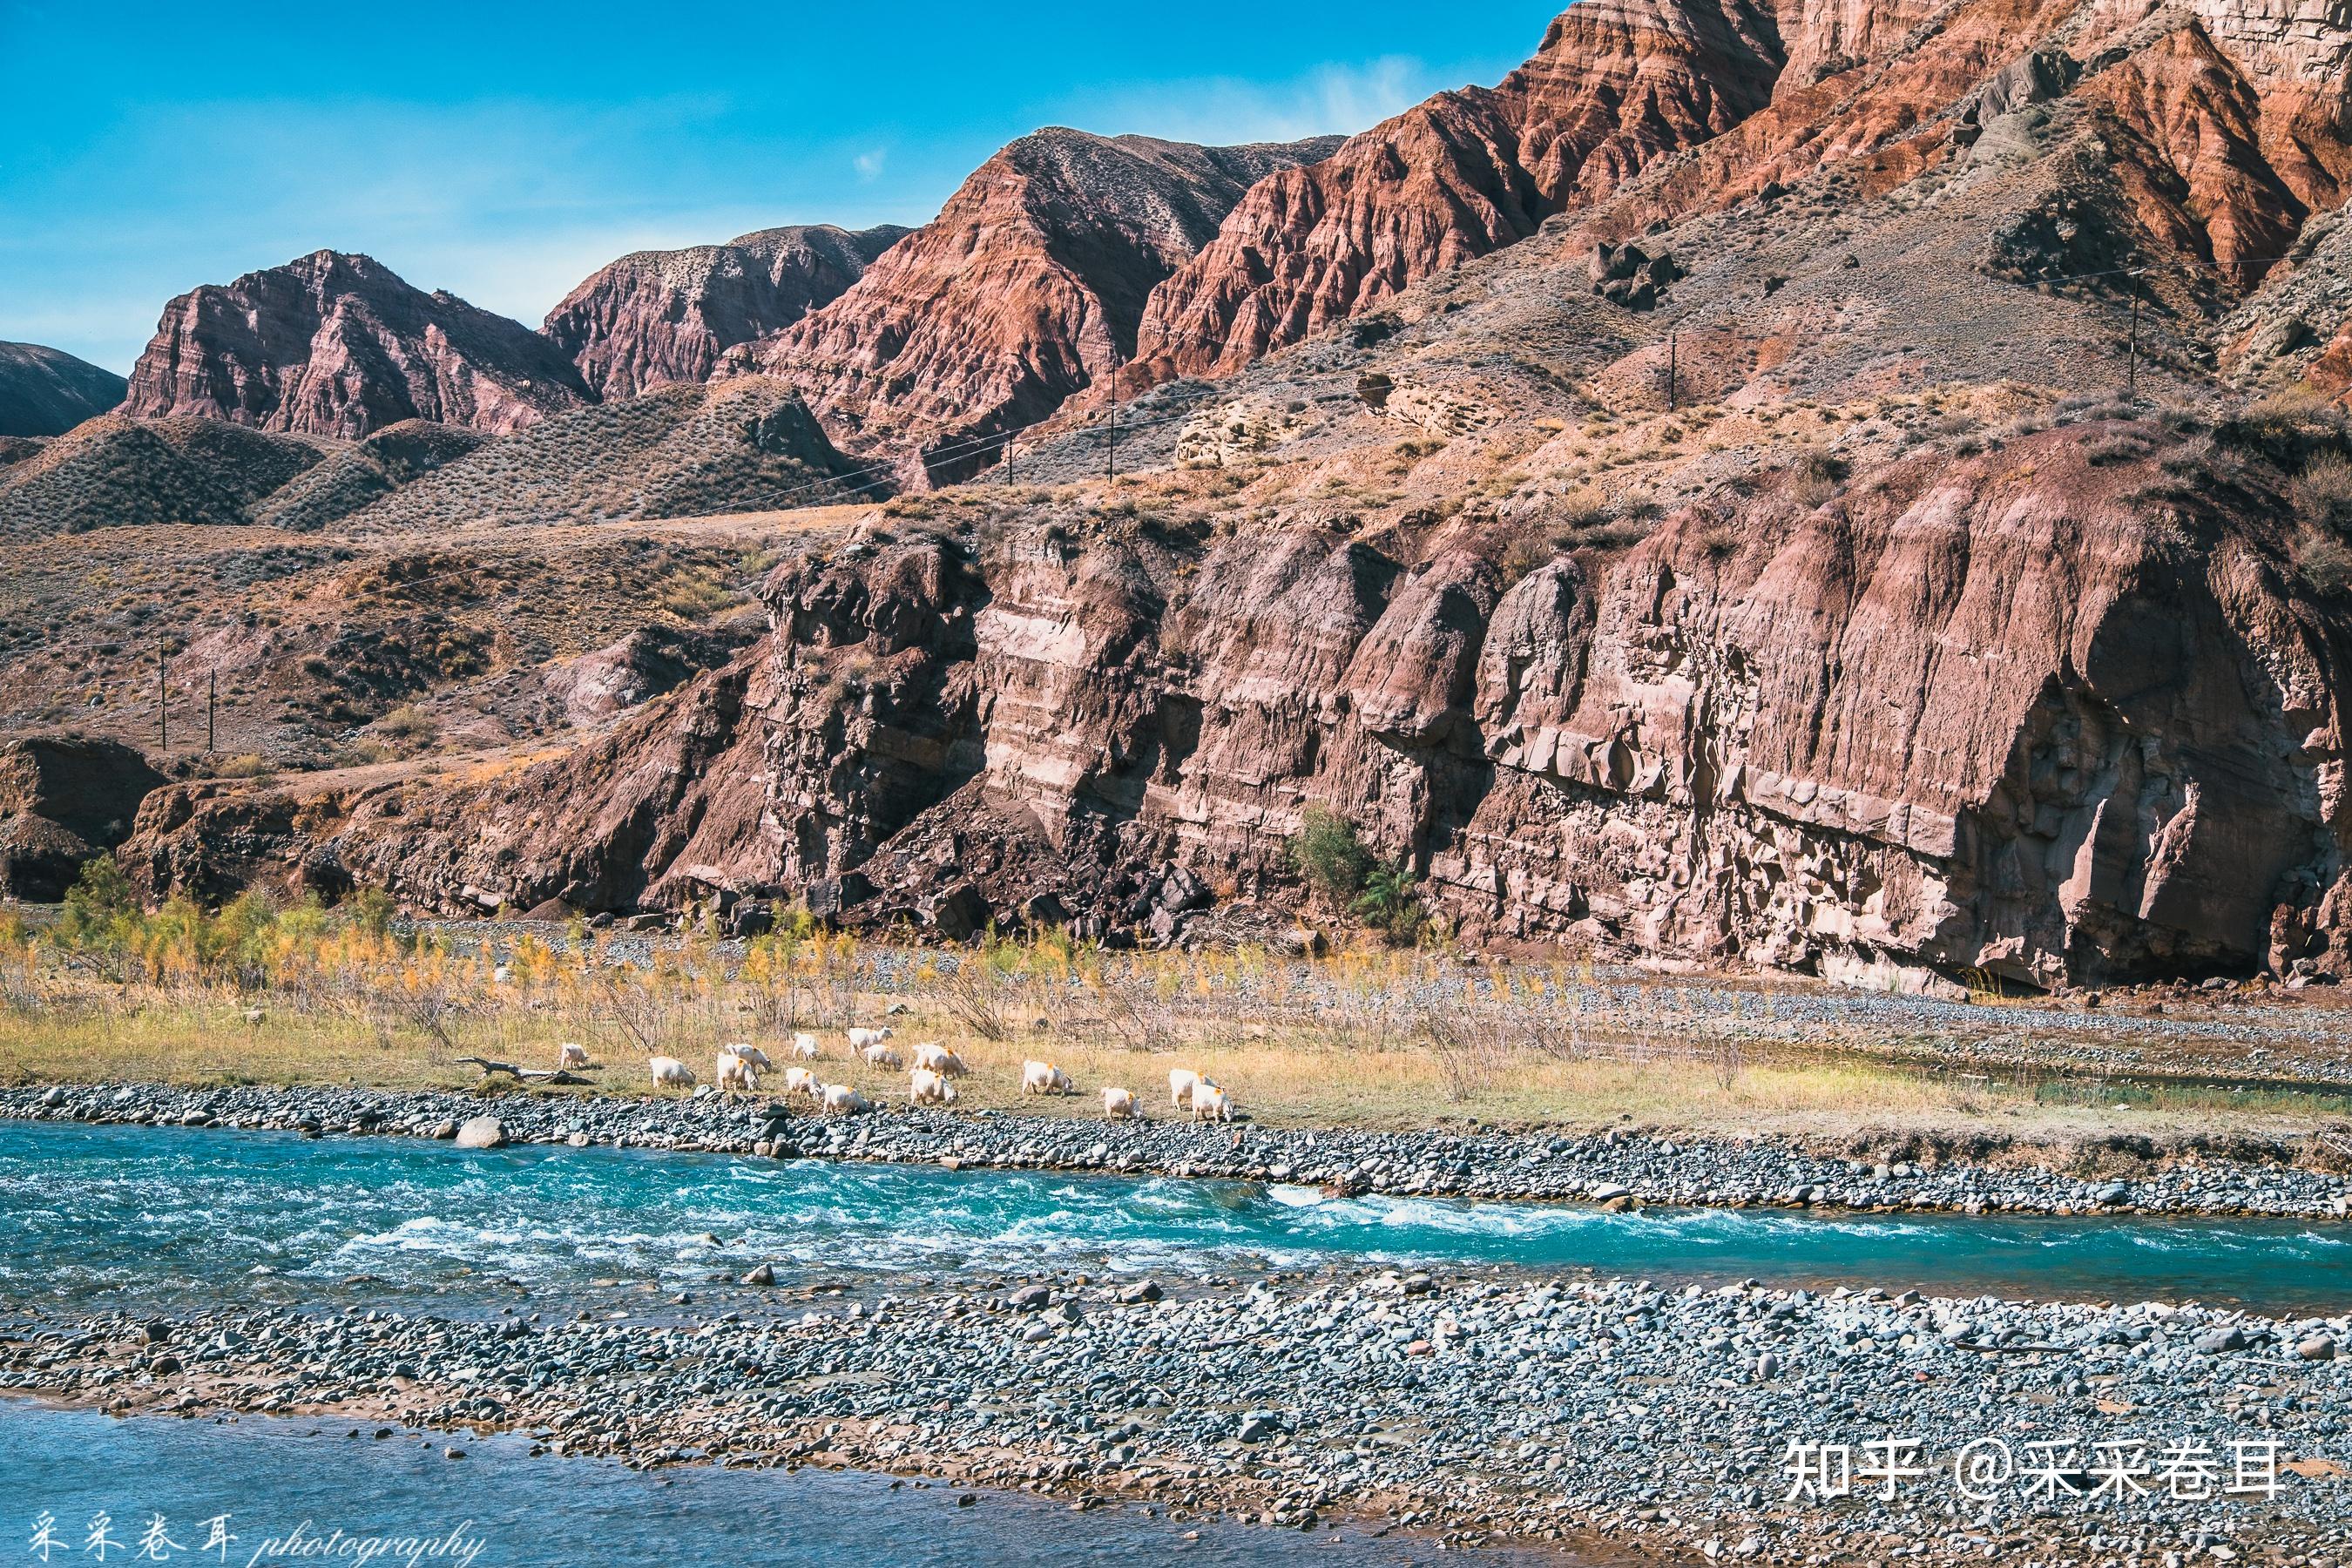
[1135,0,1783,378]
[0,736,165,900]
[125,251,591,438]
[132,423,2352,989]
[746,131,1341,481]
[0,341,126,437]
[544,225,908,401]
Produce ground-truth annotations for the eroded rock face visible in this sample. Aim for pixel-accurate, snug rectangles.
[746,131,1342,480]
[151,426,2352,989]
[0,737,165,900]
[544,225,909,402]
[1135,0,1784,378]
[125,251,592,438]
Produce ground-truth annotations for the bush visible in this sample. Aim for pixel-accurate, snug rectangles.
[1288,807,1373,908]
[1353,861,1429,944]
[57,855,139,948]
[2291,452,2352,532]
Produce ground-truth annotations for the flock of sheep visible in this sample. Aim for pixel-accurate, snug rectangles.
[572,1026,1236,1122]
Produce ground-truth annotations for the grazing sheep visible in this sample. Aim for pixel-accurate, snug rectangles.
[862,1043,905,1071]
[491,964,512,984]
[908,1044,964,1081]
[241,1007,267,1027]
[1191,1082,1234,1123]
[821,1083,873,1115]
[1168,1068,1199,1109]
[909,1068,960,1107]
[1021,1060,1073,1096]
[790,1032,821,1060]
[649,1056,695,1091]
[782,1066,821,1098]
[715,1052,758,1093]
[1102,1087,1136,1119]
[727,1043,775,1072]
[911,1043,967,1077]
[847,1025,895,1052]
[557,1042,591,1069]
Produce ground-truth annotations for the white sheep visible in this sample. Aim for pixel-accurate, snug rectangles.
[821,1083,873,1115]
[1102,1087,1136,1120]
[862,1042,905,1071]
[649,1056,696,1091]
[241,1007,267,1027]
[782,1066,821,1098]
[909,1068,960,1106]
[1021,1060,1073,1097]
[911,1043,967,1077]
[715,1051,758,1093]
[790,1032,821,1060]
[558,1042,590,1069]
[726,1043,775,1072]
[846,1025,895,1052]
[1168,1068,1199,1109]
[1191,1082,1234,1123]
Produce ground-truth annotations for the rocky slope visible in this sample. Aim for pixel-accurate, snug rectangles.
[544,224,908,401]
[124,251,593,438]
[0,341,127,437]
[1137,0,1784,379]
[0,415,330,536]
[744,131,1342,481]
[121,409,2352,990]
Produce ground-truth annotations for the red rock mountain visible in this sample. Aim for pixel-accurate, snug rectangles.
[0,341,127,437]
[745,130,1342,480]
[543,224,909,402]
[1136,0,1784,378]
[125,251,592,439]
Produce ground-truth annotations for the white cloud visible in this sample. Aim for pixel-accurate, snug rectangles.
[1061,56,1441,146]
[853,148,888,182]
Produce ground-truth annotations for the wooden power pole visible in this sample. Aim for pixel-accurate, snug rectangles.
[155,633,167,753]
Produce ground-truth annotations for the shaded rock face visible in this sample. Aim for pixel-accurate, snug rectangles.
[747,131,1342,481]
[145,428,2352,989]
[544,225,909,402]
[125,251,592,438]
[0,341,127,437]
[0,737,165,901]
[1136,0,1784,378]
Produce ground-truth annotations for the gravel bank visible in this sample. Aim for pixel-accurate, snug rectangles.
[7,1268,2347,1564]
[6,1082,2351,1220]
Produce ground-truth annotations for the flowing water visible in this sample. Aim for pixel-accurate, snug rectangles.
[3,1119,2349,1315]
[3,1399,1530,1566]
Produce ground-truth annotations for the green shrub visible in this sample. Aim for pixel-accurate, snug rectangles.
[1288,807,1372,907]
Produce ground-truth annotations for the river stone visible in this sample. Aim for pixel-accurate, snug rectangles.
[453,1116,506,1150]
[742,1263,776,1287]
[2193,1326,2246,1355]
[2093,1181,2131,1205]
[2295,1334,2337,1361]
[429,1119,460,1139]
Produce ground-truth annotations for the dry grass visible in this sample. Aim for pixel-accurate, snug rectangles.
[1,916,2340,1142]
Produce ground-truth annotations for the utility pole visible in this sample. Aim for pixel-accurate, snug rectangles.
[1666,331,1679,413]
[155,633,167,754]
[1004,436,1015,485]
[1107,359,1119,486]
[206,666,217,754]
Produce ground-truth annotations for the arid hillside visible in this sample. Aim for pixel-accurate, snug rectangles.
[18,0,2352,997]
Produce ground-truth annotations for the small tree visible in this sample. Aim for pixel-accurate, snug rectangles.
[57,856,139,949]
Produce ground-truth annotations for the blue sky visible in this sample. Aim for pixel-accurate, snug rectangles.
[1,1,1559,374]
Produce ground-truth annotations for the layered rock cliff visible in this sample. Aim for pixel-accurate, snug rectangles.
[745,131,1342,481]
[125,251,592,438]
[1136,0,1785,378]
[544,224,909,401]
[128,419,2352,988]
[0,341,127,437]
